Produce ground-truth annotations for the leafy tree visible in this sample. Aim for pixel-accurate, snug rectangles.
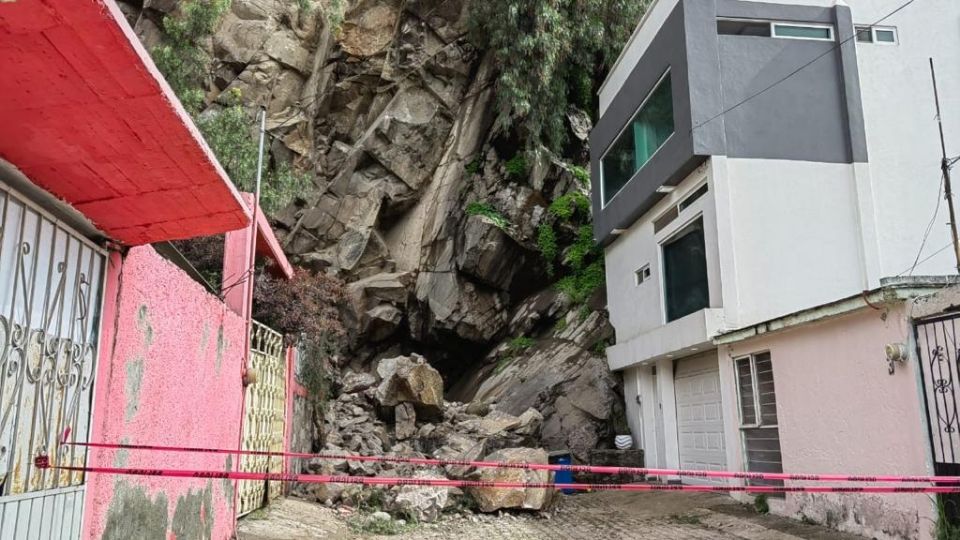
[152,0,231,114]
[468,0,651,150]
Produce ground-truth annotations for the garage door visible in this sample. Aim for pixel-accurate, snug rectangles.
[675,353,726,482]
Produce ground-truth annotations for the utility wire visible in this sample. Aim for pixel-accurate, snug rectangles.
[690,0,917,134]
[908,172,947,276]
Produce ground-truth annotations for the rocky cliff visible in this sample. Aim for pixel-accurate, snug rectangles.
[117,0,624,466]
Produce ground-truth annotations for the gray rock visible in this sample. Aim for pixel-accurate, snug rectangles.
[467,448,553,513]
[341,371,377,394]
[395,402,417,441]
[391,471,449,523]
[375,354,444,417]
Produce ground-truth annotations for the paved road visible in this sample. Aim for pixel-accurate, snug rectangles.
[238,492,865,540]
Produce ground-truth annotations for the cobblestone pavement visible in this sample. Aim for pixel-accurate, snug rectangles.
[239,492,866,540]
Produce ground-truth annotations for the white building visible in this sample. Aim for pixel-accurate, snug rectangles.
[591,1,960,537]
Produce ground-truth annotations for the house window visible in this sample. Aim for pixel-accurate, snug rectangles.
[601,71,674,206]
[662,218,708,322]
[718,19,834,42]
[856,25,898,44]
[635,265,651,286]
[717,19,771,37]
[736,352,784,492]
[772,23,834,41]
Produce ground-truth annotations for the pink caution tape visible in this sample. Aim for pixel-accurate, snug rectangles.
[63,440,959,485]
[30,455,960,494]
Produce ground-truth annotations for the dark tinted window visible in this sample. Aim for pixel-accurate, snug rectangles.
[717,19,771,37]
[663,219,709,321]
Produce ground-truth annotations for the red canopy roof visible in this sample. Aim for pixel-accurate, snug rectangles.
[0,0,250,245]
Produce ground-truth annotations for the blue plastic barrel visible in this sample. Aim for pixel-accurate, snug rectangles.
[548,451,575,495]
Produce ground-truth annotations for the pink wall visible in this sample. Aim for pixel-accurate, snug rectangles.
[83,246,247,540]
[720,306,934,540]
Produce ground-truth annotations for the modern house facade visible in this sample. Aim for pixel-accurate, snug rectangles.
[0,1,302,538]
[592,0,960,537]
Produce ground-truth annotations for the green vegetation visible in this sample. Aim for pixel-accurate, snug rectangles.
[934,497,960,540]
[753,494,770,515]
[548,192,590,220]
[570,165,590,186]
[465,157,483,175]
[508,336,536,352]
[466,201,509,230]
[537,224,559,276]
[151,2,309,214]
[554,226,604,305]
[196,92,310,213]
[468,0,651,150]
[504,153,528,179]
[152,0,231,114]
[297,0,314,13]
[324,0,347,34]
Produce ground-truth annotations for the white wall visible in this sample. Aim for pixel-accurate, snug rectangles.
[715,158,866,327]
[605,161,722,343]
[850,0,960,278]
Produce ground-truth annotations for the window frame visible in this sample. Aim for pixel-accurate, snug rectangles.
[771,22,835,41]
[734,352,784,493]
[659,214,710,323]
[855,25,898,45]
[734,353,778,430]
[634,264,651,286]
[716,18,835,42]
[599,68,675,209]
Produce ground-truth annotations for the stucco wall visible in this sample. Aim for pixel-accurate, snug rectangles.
[719,305,935,540]
[604,160,721,342]
[83,246,247,540]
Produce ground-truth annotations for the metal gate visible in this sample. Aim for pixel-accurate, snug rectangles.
[237,320,286,517]
[0,180,106,538]
[915,313,960,522]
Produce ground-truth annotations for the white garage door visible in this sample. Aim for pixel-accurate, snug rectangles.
[675,353,726,482]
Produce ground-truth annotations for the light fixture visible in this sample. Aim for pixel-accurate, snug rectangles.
[656,185,676,194]
[611,228,627,235]
[885,342,908,375]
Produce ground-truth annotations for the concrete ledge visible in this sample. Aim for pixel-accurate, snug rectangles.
[607,308,724,371]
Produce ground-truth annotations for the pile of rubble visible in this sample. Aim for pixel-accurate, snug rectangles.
[300,354,554,522]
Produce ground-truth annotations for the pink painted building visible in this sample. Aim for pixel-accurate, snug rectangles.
[0,1,300,538]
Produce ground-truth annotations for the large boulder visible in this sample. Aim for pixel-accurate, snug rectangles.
[467,448,553,513]
[375,354,444,417]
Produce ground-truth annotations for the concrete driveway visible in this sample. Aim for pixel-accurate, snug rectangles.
[238,492,866,540]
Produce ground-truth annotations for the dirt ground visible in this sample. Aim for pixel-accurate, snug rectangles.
[238,492,866,540]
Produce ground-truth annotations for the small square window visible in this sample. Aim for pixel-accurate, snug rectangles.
[635,265,651,286]
[855,26,873,42]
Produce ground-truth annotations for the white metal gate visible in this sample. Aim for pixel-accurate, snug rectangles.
[237,321,286,517]
[0,180,106,539]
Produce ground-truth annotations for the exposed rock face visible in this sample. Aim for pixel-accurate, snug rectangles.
[122,0,626,505]
[468,448,553,512]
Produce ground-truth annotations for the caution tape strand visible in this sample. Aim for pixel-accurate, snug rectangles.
[61,441,960,485]
[30,456,960,494]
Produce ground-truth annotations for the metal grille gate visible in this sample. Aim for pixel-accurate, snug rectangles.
[237,321,286,516]
[915,313,960,522]
[0,180,106,539]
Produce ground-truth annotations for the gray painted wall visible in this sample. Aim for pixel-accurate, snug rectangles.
[591,0,867,244]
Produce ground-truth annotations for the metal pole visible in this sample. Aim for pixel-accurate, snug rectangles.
[931,58,960,273]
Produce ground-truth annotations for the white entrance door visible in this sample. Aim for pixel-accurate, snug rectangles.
[674,352,726,482]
